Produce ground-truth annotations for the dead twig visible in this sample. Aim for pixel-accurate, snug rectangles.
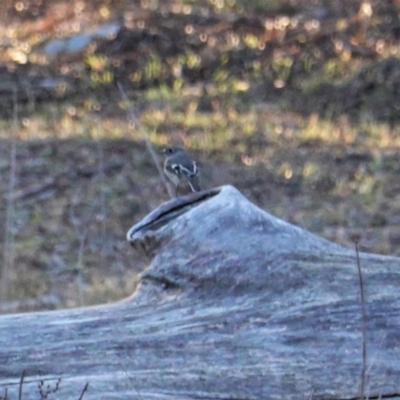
[355,240,367,400]
[69,204,91,307]
[5,177,56,201]
[0,85,18,301]
[116,81,174,199]
[77,382,89,400]
[0,295,61,313]
[18,370,25,400]
[120,362,143,400]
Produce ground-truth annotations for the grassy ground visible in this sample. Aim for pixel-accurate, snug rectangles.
[0,0,399,312]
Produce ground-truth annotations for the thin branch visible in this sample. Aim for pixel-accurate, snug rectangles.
[18,369,25,400]
[5,177,56,201]
[116,81,174,199]
[355,240,367,400]
[96,136,107,272]
[120,362,143,400]
[69,204,91,307]
[1,85,18,301]
[77,382,89,400]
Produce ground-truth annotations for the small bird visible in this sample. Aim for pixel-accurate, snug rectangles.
[162,146,201,196]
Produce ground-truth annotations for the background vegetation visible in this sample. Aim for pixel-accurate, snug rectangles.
[0,0,399,312]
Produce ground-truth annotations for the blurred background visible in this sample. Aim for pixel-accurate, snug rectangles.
[0,0,399,313]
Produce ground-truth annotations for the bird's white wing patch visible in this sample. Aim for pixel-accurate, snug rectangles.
[171,162,198,177]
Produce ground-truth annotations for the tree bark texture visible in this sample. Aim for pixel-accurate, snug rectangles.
[1,185,399,400]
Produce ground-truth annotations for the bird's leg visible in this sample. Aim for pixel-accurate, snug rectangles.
[175,183,180,197]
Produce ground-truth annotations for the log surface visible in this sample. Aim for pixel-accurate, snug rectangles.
[1,185,400,400]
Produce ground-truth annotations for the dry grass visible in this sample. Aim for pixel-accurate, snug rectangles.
[1,93,400,313]
[1,0,400,312]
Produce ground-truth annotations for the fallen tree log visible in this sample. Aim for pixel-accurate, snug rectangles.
[1,185,400,400]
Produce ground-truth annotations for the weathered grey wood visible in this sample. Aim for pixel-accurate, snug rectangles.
[1,185,400,400]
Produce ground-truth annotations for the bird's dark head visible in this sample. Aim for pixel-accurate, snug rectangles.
[162,146,184,156]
